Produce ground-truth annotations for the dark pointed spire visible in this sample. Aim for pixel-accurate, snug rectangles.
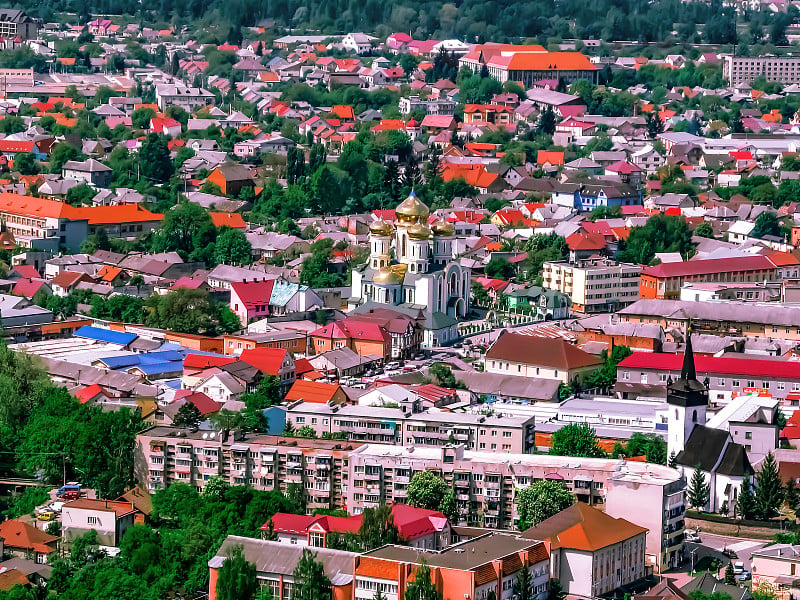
[681,324,696,381]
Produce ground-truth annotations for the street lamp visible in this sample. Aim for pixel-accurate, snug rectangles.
[689,547,700,576]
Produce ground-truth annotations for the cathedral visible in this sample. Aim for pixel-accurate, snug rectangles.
[349,192,471,346]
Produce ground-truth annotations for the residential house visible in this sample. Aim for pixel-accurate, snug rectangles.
[484,332,602,383]
[62,159,113,188]
[0,520,58,564]
[61,499,137,548]
[206,164,256,197]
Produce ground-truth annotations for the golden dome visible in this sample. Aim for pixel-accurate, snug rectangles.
[369,219,393,236]
[432,221,455,237]
[407,222,432,240]
[373,264,406,285]
[395,190,430,223]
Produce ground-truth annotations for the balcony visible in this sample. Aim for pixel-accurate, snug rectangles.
[364,471,381,480]
[485,481,501,489]
[149,461,164,471]
[395,475,410,484]
[457,493,471,501]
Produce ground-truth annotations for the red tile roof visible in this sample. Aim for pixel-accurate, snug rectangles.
[210,212,246,229]
[619,352,800,380]
[75,383,108,403]
[0,519,58,554]
[13,278,47,299]
[566,232,606,251]
[183,354,236,370]
[239,347,289,375]
[284,379,342,403]
[231,280,275,309]
[173,390,219,415]
[641,255,776,278]
[70,204,163,225]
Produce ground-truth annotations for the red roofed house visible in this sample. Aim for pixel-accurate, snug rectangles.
[69,204,163,238]
[50,270,92,296]
[420,114,456,134]
[239,347,296,391]
[460,44,597,87]
[264,503,451,550]
[61,499,138,548]
[310,319,392,358]
[150,117,182,137]
[173,390,221,416]
[75,383,113,404]
[462,104,513,125]
[283,379,347,405]
[0,519,59,563]
[230,279,275,324]
[639,255,777,299]
[566,232,607,261]
[537,150,565,167]
[13,278,50,300]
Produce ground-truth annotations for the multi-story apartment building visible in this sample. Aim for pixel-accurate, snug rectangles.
[345,444,686,572]
[283,401,536,452]
[639,256,777,300]
[0,193,88,252]
[617,351,800,407]
[618,298,800,341]
[134,427,360,513]
[723,54,800,86]
[542,258,641,313]
[0,10,38,40]
[354,533,550,600]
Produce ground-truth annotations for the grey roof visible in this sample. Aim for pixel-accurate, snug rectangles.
[620,299,800,328]
[63,158,111,172]
[676,425,753,477]
[211,536,357,581]
[454,371,560,402]
[681,573,751,600]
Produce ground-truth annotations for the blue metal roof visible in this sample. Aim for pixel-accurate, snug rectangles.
[74,326,138,346]
[98,355,141,369]
[269,281,299,307]
[127,361,184,377]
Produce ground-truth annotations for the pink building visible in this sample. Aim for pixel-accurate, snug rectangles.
[230,279,275,324]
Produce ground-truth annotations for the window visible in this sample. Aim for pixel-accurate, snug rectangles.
[88,516,99,526]
[745,431,752,440]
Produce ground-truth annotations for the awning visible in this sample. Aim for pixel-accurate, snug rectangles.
[574,474,593,482]
[230,444,249,452]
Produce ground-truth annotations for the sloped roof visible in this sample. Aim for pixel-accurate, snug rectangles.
[486,332,601,371]
[0,519,58,553]
[239,347,289,375]
[522,503,646,551]
[284,379,342,403]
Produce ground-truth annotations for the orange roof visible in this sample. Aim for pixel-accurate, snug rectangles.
[356,557,399,581]
[524,503,646,552]
[57,57,76,65]
[330,105,355,120]
[0,569,29,592]
[493,51,596,72]
[537,150,564,166]
[284,379,342,404]
[441,164,500,189]
[98,265,123,282]
[762,109,782,123]
[70,204,163,225]
[768,250,800,266]
[0,519,59,553]
[63,498,136,517]
[0,193,76,219]
[210,212,246,228]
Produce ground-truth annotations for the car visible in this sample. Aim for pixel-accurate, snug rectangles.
[722,548,738,559]
[385,361,400,370]
[685,530,701,543]
[37,511,53,521]
[739,571,752,581]
[62,491,80,500]
[56,483,81,497]
[733,562,745,575]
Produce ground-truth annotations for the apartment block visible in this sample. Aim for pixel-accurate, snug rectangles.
[134,427,360,513]
[723,54,800,86]
[542,258,641,313]
[283,401,536,453]
[345,444,686,572]
[398,96,456,116]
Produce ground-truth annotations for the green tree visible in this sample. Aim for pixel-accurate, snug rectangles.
[407,470,459,521]
[151,201,216,260]
[484,258,515,280]
[755,451,783,519]
[515,480,574,530]
[617,214,695,265]
[646,112,665,138]
[12,152,39,175]
[515,563,534,600]
[214,227,253,266]
[359,504,403,551]
[694,221,715,239]
[549,423,606,458]
[623,432,667,464]
[296,425,317,438]
[753,212,782,239]
[138,133,174,183]
[66,183,96,206]
[131,107,156,129]
[687,467,710,510]
[537,106,557,135]
[586,345,632,390]
[724,562,736,585]
[216,544,258,600]
[146,288,239,336]
[172,402,203,428]
[404,562,442,600]
[49,143,83,174]
[292,549,331,600]
[428,363,457,388]
[241,375,282,411]
[549,579,567,600]
[300,239,345,288]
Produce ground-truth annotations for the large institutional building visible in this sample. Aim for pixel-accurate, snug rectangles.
[349,192,470,346]
[723,54,800,86]
[459,44,598,86]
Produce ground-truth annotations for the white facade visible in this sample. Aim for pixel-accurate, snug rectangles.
[542,258,641,313]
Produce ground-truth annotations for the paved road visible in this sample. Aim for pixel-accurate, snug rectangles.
[696,532,769,570]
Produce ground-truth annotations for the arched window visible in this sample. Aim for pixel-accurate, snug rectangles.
[692,409,698,423]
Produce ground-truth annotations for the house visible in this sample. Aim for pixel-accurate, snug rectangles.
[208,536,358,600]
[0,519,58,564]
[50,270,92,297]
[62,158,113,188]
[195,372,246,404]
[751,544,800,594]
[206,164,256,197]
[239,347,296,392]
[484,332,602,383]
[310,319,391,359]
[230,279,275,324]
[264,503,450,550]
[284,379,347,405]
[0,9,38,40]
[342,32,377,54]
[154,84,215,111]
[150,117,182,138]
[522,503,648,597]
[61,499,137,548]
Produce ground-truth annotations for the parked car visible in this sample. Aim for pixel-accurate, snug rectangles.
[62,490,80,500]
[685,530,701,543]
[739,571,751,581]
[722,548,738,559]
[37,511,53,521]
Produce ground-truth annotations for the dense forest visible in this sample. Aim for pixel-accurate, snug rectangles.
[17,0,780,47]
